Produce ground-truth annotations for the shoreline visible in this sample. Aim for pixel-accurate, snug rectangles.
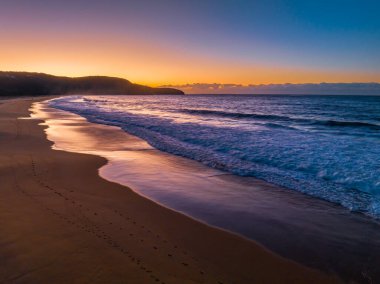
[0,97,339,283]
[35,98,380,283]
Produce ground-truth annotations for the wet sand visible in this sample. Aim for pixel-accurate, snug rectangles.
[33,99,380,284]
[0,97,340,283]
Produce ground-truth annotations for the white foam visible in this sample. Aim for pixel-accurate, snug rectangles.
[49,95,380,218]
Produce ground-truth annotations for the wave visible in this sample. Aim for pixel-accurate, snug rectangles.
[179,109,290,121]
[316,120,380,130]
[49,95,380,219]
[180,108,380,130]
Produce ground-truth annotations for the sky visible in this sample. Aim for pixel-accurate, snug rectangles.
[0,0,379,88]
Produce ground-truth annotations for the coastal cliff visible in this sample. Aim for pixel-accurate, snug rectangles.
[0,72,185,96]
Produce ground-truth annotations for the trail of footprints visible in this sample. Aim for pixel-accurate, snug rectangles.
[23,157,227,284]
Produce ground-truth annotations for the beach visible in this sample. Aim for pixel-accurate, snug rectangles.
[1,0,378,282]
[0,97,341,283]
[32,96,380,284]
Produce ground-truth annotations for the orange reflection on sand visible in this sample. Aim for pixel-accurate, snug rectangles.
[32,100,282,206]
[30,101,152,154]
[29,99,380,284]
[31,99,323,224]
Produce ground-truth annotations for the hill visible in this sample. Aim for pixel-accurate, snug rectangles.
[0,72,184,97]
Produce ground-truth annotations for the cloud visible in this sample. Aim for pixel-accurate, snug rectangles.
[160,83,380,95]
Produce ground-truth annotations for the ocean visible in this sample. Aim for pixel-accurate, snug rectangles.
[50,94,380,218]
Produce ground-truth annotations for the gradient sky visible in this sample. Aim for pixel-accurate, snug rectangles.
[1,0,379,86]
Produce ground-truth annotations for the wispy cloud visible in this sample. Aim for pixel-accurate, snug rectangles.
[160,83,380,95]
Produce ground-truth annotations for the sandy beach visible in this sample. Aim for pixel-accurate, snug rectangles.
[0,97,339,283]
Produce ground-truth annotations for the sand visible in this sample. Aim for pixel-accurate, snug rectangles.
[0,97,340,283]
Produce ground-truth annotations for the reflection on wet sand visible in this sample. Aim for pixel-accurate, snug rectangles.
[32,100,380,283]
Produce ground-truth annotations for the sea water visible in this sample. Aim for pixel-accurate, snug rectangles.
[50,94,380,218]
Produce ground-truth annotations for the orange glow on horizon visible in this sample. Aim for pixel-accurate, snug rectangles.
[1,32,379,87]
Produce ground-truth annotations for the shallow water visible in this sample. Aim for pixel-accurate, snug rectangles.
[50,94,380,218]
[32,100,380,283]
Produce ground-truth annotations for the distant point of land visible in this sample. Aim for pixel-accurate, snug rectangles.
[0,71,185,97]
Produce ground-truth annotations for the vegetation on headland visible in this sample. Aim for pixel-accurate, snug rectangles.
[0,72,184,96]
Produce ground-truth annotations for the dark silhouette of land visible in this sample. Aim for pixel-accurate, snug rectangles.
[0,72,184,97]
